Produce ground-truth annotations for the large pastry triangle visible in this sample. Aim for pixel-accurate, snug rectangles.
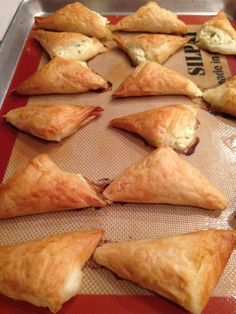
[203,75,236,117]
[110,104,200,154]
[0,229,104,312]
[34,2,111,39]
[5,103,104,142]
[94,229,236,314]
[196,10,236,54]
[16,57,110,95]
[113,61,203,98]
[103,147,228,210]
[0,154,106,218]
[110,1,187,34]
[32,30,107,61]
[113,34,188,65]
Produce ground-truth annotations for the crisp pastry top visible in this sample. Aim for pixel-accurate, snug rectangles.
[16,57,110,95]
[203,75,236,117]
[0,229,104,313]
[32,30,107,61]
[196,10,236,54]
[103,146,228,210]
[110,1,187,34]
[110,104,200,154]
[0,154,106,218]
[113,61,203,98]
[34,2,111,39]
[113,34,188,65]
[94,229,236,314]
[5,104,104,142]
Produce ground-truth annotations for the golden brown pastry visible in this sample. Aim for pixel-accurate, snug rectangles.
[94,229,236,314]
[110,104,200,154]
[113,61,203,98]
[203,75,236,117]
[34,2,111,39]
[196,10,236,54]
[5,104,104,142]
[110,1,187,34]
[103,147,228,210]
[32,30,107,61]
[16,57,110,95]
[0,229,104,313]
[0,154,106,218]
[113,34,188,65]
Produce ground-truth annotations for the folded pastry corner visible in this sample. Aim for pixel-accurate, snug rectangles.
[196,10,236,54]
[113,61,203,98]
[5,104,104,141]
[32,30,107,61]
[103,146,228,210]
[94,229,236,314]
[16,57,110,95]
[110,1,187,34]
[110,104,200,154]
[0,154,106,218]
[0,228,104,312]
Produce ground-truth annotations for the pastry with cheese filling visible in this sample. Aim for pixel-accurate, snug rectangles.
[94,229,236,314]
[103,146,228,210]
[0,154,106,218]
[0,229,104,313]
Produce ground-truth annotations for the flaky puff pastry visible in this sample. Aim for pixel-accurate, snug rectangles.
[5,104,104,142]
[203,75,236,117]
[0,154,106,218]
[103,147,228,210]
[34,2,111,39]
[16,57,110,95]
[113,61,203,98]
[32,30,107,61]
[0,229,104,313]
[94,229,236,314]
[113,34,188,66]
[110,104,199,154]
[196,10,236,55]
[110,1,187,34]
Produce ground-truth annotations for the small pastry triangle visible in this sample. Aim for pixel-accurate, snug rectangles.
[110,1,187,34]
[34,2,111,39]
[0,154,106,218]
[94,229,236,314]
[16,57,110,95]
[5,104,104,142]
[32,30,107,61]
[203,75,236,117]
[103,146,228,210]
[113,34,188,65]
[0,229,104,313]
[196,10,236,54]
[113,61,203,98]
[110,104,200,154]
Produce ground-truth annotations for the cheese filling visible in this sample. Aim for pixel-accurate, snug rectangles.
[57,40,92,60]
[129,47,147,64]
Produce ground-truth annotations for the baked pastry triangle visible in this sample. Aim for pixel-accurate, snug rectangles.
[113,61,203,98]
[94,229,236,314]
[16,57,110,95]
[110,1,187,34]
[113,34,188,65]
[203,75,236,117]
[110,104,200,154]
[5,104,104,142]
[196,10,236,54]
[0,154,106,218]
[0,228,104,312]
[103,147,228,210]
[32,30,107,61]
[34,2,111,39]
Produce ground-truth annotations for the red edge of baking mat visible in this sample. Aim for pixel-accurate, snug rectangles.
[0,15,235,314]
